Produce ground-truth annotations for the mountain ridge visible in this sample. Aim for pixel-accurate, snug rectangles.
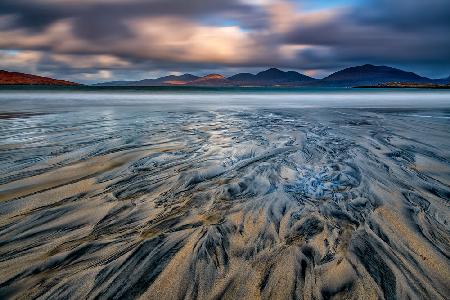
[187,74,233,86]
[94,73,199,86]
[318,64,431,87]
[2,65,447,87]
[96,64,442,87]
[228,68,316,86]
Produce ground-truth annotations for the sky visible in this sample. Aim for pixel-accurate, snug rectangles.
[0,0,449,83]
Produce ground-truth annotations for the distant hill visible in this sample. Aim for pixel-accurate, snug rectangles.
[228,68,316,86]
[97,68,315,87]
[187,74,233,86]
[0,70,79,86]
[434,75,450,84]
[93,64,445,88]
[227,72,255,82]
[318,64,431,87]
[4,65,443,88]
[95,73,199,86]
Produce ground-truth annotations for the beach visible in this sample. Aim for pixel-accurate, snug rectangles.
[0,89,449,299]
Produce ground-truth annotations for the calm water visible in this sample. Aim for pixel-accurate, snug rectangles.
[0,89,449,299]
[1,88,450,112]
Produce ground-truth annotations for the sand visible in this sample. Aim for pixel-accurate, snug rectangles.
[0,106,449,299]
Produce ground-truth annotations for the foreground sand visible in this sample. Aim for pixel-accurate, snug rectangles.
[0,107,449,299]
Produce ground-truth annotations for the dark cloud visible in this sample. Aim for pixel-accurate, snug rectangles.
[282,0,450,76]
[0,0,449,81]
[0,0,254,30]
[355,0,450,30]
[0,2,61,31]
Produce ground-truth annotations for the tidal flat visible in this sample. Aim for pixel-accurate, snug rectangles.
[0,90,449,299]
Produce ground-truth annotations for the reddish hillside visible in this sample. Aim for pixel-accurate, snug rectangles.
[0,70,79,85]
[187,74,232,86]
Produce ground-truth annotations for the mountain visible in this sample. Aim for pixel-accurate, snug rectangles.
[227,72,255,81]
[0,70,79,85]
[95,73,199,86]
[135,74,199,86]
[318,64,431,87]
[188,69,315,86]
[228,68,316,86]
[255,68,314,82]
[187,74,232,86]
[93,65,444,88]
[434,75,450,84]
[96,68,315,87]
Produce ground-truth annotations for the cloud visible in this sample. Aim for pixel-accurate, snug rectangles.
[122,17,259,64]
[0,0,449,81]
[0,50,43,73]
[281,0,450,73]
[51,54,130,68]
[80,69,113,80]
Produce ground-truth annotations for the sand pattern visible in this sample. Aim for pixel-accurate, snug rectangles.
[0,108,449,299]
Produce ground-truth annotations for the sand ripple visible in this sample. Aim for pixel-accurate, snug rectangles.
[0,108,449,299]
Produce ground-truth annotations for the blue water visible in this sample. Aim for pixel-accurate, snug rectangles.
[1,88,449,112]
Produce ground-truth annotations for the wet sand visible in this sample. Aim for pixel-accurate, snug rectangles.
[0,97,449,299]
